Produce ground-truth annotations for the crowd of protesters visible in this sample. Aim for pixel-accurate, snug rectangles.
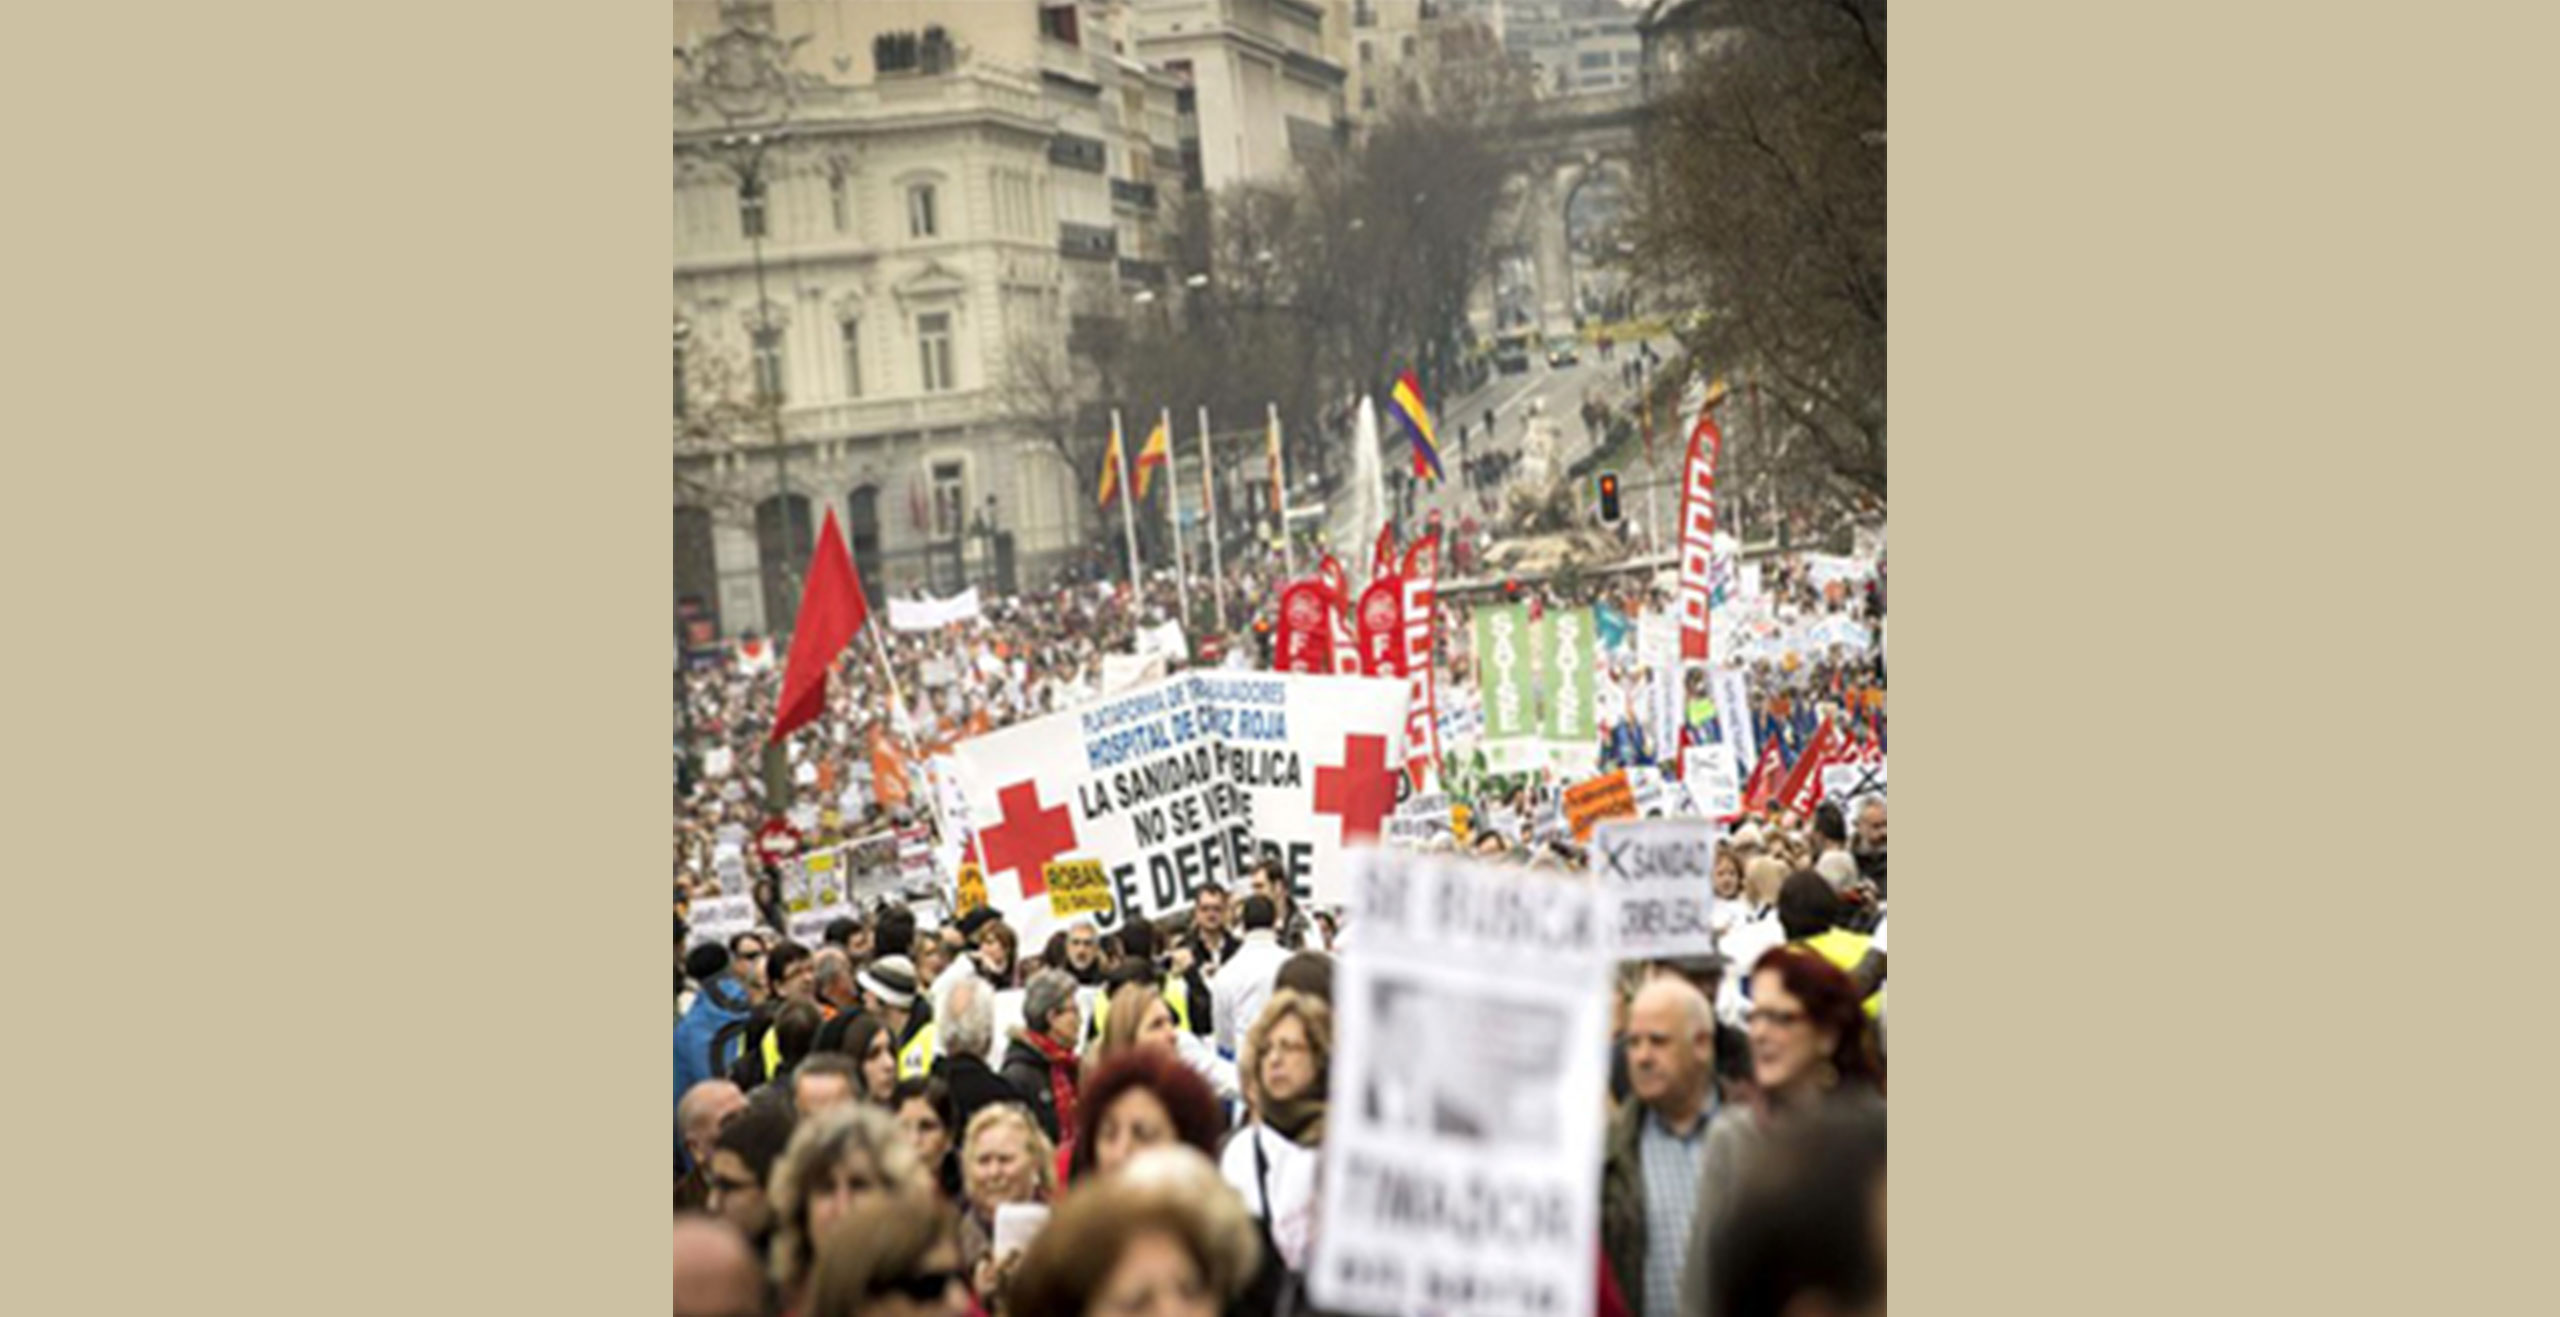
[676,521,1887,1317]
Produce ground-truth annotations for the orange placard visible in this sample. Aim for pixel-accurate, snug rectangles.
[1563,770,1637,843]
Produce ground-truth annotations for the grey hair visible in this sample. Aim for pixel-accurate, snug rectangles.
[766,1103,927,1286]
[1635,974,1715,1043]
[813,948,855,996]
[1022,968,1078,1038]
[941,973,995,1057]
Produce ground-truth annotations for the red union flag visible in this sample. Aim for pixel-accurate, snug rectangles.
[1355,576,1405,678]
[1399,532,1442,787]
[1677,403,1723,665]
[1276,580,1336,674]
[951,669,1409,945]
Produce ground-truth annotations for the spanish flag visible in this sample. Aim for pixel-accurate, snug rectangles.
[1133,417,1171,499]
[1098,425,1124,506]
[1387,369,1443,481]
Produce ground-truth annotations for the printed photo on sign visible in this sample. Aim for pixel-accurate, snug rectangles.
[1360,977,1567,1149]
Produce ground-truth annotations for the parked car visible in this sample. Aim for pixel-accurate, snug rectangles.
[1545,335,1581,368]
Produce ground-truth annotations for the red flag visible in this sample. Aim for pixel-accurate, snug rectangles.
[1276,580,1337,674]
[1677,403,1724,665]
[769,510,872,744]
[1354,576,1405,678]
[1398,532,1443,786]
[1740,735,1784,814]
[1371,522,1399,586]
[1773,718,1838,816]
[1317,552,1349,607]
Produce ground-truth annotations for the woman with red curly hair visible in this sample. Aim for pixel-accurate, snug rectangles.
[1679,945,1885,1317]
[1065,1046,1229,1184]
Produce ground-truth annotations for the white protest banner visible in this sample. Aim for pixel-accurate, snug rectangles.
[952,670,1408,948]
[919,657,959,688]
[887,586,983,632]
[1637,613,1682,765]
[1590,819,1719,960]
[1804,554,1870,591]
[1682,740,1744,818]
[702,745,734,780]
[686,895,757,947]
[1313,848,1607,1317]
[787,905,842,948]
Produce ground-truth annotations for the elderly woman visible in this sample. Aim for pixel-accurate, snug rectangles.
[999,968,1084,1144]
[768,1104,932,1317]
[956,1103,1058,1281]
[1217,989,1331,1277]
[806,1193,970,1317]
[1681,946,1885,1317]
[1067,1046,1229,1184]
[1006,1146,1260,1317]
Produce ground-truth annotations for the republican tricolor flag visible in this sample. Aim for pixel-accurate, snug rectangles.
[1133,418,1172,500]
[1386,369,1443,481]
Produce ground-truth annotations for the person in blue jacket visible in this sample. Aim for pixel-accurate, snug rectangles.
[674,941,755,1166]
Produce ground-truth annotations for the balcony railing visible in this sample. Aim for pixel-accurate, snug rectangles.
[781,389,990,441]
[1110,178,1158,210]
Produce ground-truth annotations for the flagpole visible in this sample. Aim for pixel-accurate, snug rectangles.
[861,621,950,849]
[1199,405,1226,635]
[1162,407,1191,633]
[1111,408,1141,600]
[1269,402,1294,580]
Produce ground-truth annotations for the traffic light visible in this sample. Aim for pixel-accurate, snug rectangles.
[1596,470,1623,525]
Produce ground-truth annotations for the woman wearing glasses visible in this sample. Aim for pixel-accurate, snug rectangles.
[806,1193,971,1317]
[1680,945,1885,1317]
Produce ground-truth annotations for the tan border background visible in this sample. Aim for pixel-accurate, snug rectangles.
[9,1,2555,1312]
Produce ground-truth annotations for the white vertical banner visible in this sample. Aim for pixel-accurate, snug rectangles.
[1313,848,1608,1317]
[1711,665,1755,772]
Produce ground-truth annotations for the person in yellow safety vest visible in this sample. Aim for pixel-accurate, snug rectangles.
[1085,919,1212,1046]
[1775,872,1883,1019]
[853,954,936,1079]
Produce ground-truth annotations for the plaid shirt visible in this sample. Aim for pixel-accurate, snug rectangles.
[1638,1099,1714,1317]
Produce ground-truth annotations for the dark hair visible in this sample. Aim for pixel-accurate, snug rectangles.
[836,1014,893,1096]
[889,1073,952,1123]
[1274,950,1334,1005]
[1776,871,1843,942]
[1706,1106,1887,1317]
[1239,894,1277,931]
[793,1052,857,1094]
[1117,919,1160,963]
[712,1097,798,1185]
[1811,801,1848,845]
[823,916,861,948]
[1713,1022,1754,1085]
[685,943,731,984]
[873,907,918,960]
[1068,1047,1228,1181]
[1749,947,1883,1092]
[764,941,814,993]
[729,930,768,957]
[773,1000,825,1068]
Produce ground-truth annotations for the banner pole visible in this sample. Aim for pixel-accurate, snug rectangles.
[1162,408,1191,633]
[1112,409,1142,602]
[1200,405,1227,637]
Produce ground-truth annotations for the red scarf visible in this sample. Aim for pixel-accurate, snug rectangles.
[1023,1031,1081,1136]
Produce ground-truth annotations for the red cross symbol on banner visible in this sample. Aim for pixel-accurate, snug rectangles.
[1313,733,1399,843]
[979,781,1077,897]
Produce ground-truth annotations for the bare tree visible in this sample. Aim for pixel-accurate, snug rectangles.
[1633,0,1886,508]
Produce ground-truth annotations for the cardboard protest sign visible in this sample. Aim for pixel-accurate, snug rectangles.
[1682,740,1744,818]
[887,587,982,632]
[1590,819,1719,959]
[1313,848,1608,1317]
[1821,756,1887,821]
[1711,666,1755,771]
[1385,791,1453,850]
[951,670,1408,947]
[1636,613,1682,766]
[1044,859,1115,918]
[686,894,757,947]
[1561,770,1637,843]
